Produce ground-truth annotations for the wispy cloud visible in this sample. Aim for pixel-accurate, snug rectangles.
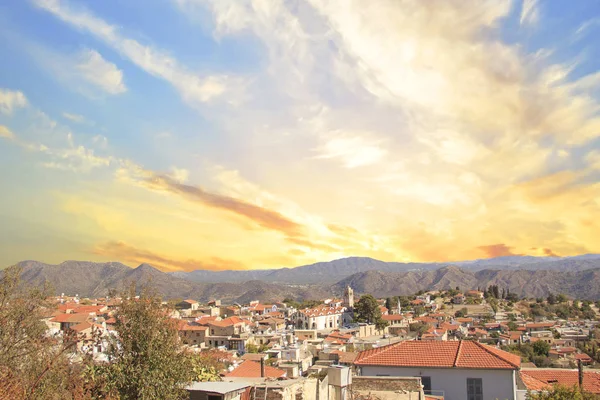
[143,173,304,237]
[0,125,16,140]
[32,0,238,106]
[62,112,86,123]
[75,49,126,94]
[92,240,246,271]
[520,0,539,26]
[0,88,27,114]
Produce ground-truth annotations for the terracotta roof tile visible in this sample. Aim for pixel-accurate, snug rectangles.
[520,369,600,394]
[355,340,520,370]
[224,360,286,378]
[50,313,90,323]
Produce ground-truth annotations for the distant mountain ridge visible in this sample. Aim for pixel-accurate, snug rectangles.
[172,254,600,284]
[8,254,600,301]
[11,260,329,303]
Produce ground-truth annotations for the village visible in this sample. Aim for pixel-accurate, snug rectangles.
[44,286,600,400]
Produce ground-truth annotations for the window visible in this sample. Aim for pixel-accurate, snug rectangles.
[207,395,222,400]
[421,376,431,392]
[466,378,483,400]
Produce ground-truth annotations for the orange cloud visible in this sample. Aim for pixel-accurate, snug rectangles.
[477,243,521,258]
[530,247,561,257]
[92,241,246,271]
[144,174,303,237]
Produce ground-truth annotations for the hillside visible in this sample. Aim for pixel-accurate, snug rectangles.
[11,261,328,303]
[172,254,600,284]
[333,267,600,299]
[10,256,600,301]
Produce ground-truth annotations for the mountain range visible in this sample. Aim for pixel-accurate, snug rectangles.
[9,254,600,301]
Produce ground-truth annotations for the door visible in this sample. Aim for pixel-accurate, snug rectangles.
[467,378,483,400]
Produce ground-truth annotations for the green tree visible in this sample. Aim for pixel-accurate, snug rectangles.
[455,307,468,318]
[409,322,429,335]
[354,294,382,324]
[354,294,389,331]
[533,340,550,357]
[556,294,568,304]
[89,285,193,400]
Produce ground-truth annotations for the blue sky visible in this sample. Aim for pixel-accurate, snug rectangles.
[1,0,600,271]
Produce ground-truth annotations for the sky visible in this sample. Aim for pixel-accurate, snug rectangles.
[1,0,600,272]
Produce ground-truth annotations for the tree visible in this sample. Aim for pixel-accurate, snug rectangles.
[354,294,389,332]
[385,297,393,312]
[556,294,568,304]
[0,265,85,399]
[527,384,599,399]
[89,285,193,400]
[409,322,428,335]
[533,340,550,357]
[547,293,557,305]
[455,307,468,318]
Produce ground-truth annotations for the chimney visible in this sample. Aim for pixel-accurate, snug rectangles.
[578,359,584,390]
[260,357,265,378]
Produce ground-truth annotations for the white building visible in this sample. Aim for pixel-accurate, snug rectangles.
[295,304,350,330]
[355,340,520,400]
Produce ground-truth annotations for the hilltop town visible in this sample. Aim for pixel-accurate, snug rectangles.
[37,282,600,400]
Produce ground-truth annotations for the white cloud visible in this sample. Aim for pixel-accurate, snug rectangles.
[33,0,236,106]
[314,133,387,168]
[62,112,86,123]
[0,88,28,114]
[0,125,16,140]
[520,0,539,26]
[170,166,189,183]
[75,49,126,94]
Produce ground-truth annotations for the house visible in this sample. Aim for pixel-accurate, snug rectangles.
[186,381,251,400]
[499,332,523,346]
[177,300,200,311]
[452,293,466,304]
[548,346,577,360]
[574,353,594,365]
[177,321,208,346]
[354,340,521,400]
[525,322,554,333]
[295,304,349,330]
[421,329,447,341]
[466,290,485,299]
[452,293,465,304]
[224,360,286,378]
[519,368,600,395]
[50,313,90,332]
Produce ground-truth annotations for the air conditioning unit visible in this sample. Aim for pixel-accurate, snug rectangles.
[328,366,352,387]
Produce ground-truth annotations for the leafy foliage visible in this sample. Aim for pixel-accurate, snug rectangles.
[0,265,87,399]
[87,284,193,400]
[526,385,600,399]
[353,294,388,330]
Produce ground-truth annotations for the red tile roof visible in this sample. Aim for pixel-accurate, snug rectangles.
[300,304,346,317]
[71,321,92,332]
[177,320,208,331]
[354,340,520,370]
[520,369,600,394]
[50,313,90,323]
[224,360,286,378]
[382,315,405,321]
[526,322,554,329]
